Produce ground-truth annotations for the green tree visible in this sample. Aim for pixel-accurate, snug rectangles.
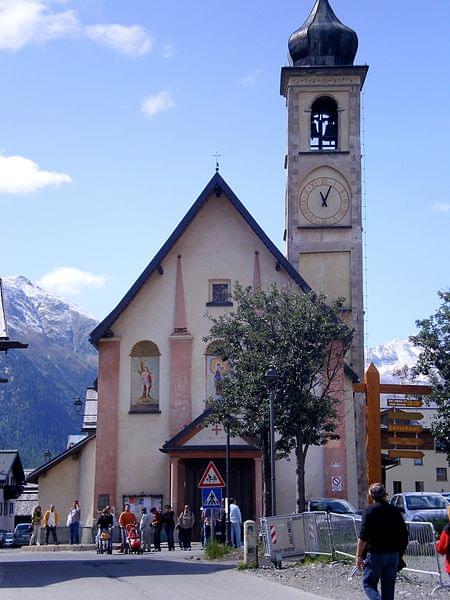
[410,291,450,463]
[205,283,353,515]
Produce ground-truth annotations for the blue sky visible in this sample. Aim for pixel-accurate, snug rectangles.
[1,0,449,348]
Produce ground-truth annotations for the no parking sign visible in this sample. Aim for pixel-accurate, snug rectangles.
[331,475,343,492]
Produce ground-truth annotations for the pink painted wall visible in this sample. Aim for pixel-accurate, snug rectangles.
[94,339,120,513]
[169,336,193,436]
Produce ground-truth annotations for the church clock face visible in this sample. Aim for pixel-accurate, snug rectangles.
[299,177,350,225]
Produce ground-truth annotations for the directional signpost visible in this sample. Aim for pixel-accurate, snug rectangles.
[198,462,225,544]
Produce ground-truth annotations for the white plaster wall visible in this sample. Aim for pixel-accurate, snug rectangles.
[111,192,294,508]
[384,451,450,495]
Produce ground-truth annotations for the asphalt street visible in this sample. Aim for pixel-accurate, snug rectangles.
[0,549,331,600]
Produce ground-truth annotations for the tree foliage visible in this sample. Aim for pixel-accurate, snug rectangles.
[205,283,353,514]
[410,290,450,463]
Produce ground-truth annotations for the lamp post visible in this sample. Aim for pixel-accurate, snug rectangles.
[264,367,279,517]
[225,414,231,545]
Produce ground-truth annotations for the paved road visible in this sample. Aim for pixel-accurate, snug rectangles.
[0,549,331,600]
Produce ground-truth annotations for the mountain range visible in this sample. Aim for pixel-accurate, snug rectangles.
[0,276,426,468]
[0,276,97,468]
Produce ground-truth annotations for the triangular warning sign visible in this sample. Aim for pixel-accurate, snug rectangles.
[198,461,225,488]
[204,490,221,507]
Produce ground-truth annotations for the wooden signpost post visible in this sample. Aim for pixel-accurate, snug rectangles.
[354,364,432,489]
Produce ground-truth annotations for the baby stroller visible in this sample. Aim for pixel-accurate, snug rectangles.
[125,523,142,554]
[97,528,112,554]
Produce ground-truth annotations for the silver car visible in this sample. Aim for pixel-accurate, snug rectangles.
[390,492,449,523]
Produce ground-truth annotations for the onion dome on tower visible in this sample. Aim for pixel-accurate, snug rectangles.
[288,0,358,67]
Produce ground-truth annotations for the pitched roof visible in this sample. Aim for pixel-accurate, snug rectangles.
[0,450,25,482]
[26,434,95,484]
[90,172,312,347]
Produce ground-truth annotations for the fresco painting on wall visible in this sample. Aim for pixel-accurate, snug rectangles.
[131,355,159,411]
[206,356,229,400]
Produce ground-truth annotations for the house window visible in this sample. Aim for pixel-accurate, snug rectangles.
[3,502,7,515]
[311,96,338,151]
[206,280,232,306]
[129,341,160,413]
[9,503,13,516]
[436,468,448,482]
[435,439,447,453]
[97,494,110,512]
[0,502,2,515]
[415,481,424,492]
[414,458,423,466]
[393,481,402,494]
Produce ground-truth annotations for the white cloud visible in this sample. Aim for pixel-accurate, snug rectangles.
[432,203,450,213]
[0,154,72,194]
[240,69,262,87]
[141,91,175,117]
[0,0,80,51]
[38,267,106,296]
[85,23,153,57]
[159,42,175,59]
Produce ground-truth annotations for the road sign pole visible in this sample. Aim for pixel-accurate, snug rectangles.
[225,416,231,545]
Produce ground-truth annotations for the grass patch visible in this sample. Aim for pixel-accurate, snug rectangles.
[298,554,333,566]
[238,560,258,570]
[203,540,233,560]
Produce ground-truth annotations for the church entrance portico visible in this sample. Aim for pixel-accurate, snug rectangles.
[161,409,262,540]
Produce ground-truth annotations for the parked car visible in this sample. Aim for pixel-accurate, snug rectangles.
[441,492,450,502]
[2,532,16,548]
[390,492,449,526]
[306,498,361,516]
[13,523,33,546]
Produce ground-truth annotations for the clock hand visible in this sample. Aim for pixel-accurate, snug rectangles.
[321,186,332,207]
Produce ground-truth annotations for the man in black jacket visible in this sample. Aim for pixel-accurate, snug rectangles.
[356,483,408,600]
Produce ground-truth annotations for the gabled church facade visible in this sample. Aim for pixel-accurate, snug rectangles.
[29,0,368,526]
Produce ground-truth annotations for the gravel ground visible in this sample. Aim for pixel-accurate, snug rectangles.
[254,557,450,599]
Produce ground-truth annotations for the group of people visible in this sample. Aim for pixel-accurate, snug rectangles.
[116,503,194,552]
[356,482,450,600]
[30,501,81,546]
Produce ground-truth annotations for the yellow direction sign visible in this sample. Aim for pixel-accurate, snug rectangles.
[387,410,424,421]
[387,399,423,408]
[388,437,424,446]
[388,450,425,459]
[388,424,423,434]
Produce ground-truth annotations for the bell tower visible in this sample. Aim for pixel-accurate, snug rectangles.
[281,0,368,500]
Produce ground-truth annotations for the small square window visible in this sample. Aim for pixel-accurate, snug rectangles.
[415,481,424,492]
[436,468,448,482]
[206,280,232,306]
[414,458,423,466]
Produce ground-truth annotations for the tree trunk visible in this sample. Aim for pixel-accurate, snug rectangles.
[261,428,272,516]
[295,431,306,513]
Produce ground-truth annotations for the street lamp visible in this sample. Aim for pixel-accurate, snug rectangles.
[44,449,51,463]
[74,396,83,415]
[224,414,232,545]
[264,366,279,517]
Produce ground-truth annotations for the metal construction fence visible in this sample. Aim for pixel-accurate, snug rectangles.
[260,512,450,594]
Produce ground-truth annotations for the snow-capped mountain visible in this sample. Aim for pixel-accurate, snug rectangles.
[366,338,426,384]
[0,276,98,468]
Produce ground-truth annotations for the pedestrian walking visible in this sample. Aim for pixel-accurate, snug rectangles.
[356,482,408,600]
[229,498,242,548]
[67,500,81,544]
[162,504,175,551]
[118,503,137,553]
[177,505,194,550]
[44,504,59,545]
[150,507,163,551]
[29,505,43,546]
[140,507,152,552]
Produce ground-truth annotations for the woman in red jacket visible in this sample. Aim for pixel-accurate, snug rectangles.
[436,522,450,577]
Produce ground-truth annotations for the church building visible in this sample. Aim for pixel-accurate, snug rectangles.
[29,0,369,528]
